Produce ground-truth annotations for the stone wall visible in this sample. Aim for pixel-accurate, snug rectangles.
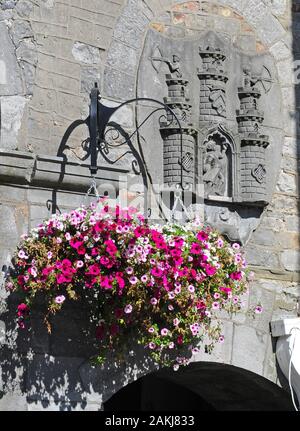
[0,0,299,411]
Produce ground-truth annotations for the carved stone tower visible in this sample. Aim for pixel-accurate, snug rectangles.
[237,68,269,204]
[159,62,196,189]
[198,45,228,126]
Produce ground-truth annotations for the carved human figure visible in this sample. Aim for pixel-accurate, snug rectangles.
[203,139,227,196]
[167,54,182,78]
[243,66,259,89]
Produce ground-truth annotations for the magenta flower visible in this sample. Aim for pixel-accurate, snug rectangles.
[205,264,217,276]
[255,305,263,314]
[229,271,242,281]
[197,231,209,242]
[17,303,29,314]
[190,243,202,255]
[86,264,100,276]
[151,267,163,277]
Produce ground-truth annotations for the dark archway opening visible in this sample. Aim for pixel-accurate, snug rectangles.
[104,362,293,411]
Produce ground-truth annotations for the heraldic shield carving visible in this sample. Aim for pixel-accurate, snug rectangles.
[136,29,283,244]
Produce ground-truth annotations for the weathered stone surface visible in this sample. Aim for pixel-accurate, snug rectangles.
[0,22,23,95]
[243,1,285,46]
[16,39,38,65]
[103,67,135,100]
[0,96,28,150]
[276,171,297,194]
[256,279,284,294]
[15,0,34,17]
[264,0,287,16]
[270,41,291,61]
[72,42,102,65]
[80,66,101,94]
[0,0,17,11]
[282,285,300,299]
[273,289,299,320]
[250,228,277,247]
[247,286,275,332]
[263,336,277,383]
[0,205,18,245]
[232,325,268,375]
[192,321,234,365]
[113,17,145,50]
[11,20,33,46]
[245,246,280,269]
[285,215,300,232]
[106,40,138,76]
[281,156,299,174]
[281,250,300,272]
[0,393,28,411]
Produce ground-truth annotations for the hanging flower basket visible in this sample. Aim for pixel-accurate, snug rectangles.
[5,201,259,370]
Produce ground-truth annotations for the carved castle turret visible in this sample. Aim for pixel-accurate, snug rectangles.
[159,56,196,189]
[237,67,269,203]
[198,45,228,126]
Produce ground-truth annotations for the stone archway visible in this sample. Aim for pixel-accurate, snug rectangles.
[104,362,293,411]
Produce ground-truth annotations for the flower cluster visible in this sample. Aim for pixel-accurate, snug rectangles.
[6,201,257,369]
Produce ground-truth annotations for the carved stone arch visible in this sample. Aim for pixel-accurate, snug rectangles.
[201,124,240,201]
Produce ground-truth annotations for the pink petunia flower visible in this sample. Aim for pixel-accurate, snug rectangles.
[124,304,133,314]
[129,276,138,285]
[55,295,66,304]
[18,250,28,259]
[141,274,148,283]
[188,285,195,293]
[173,318,180,326]
[161,328,169,336]
[255,305,263,314]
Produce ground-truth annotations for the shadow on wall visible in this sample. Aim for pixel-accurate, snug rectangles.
[0,291,160,411]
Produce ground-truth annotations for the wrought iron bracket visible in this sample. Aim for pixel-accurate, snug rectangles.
[87,83,184,179]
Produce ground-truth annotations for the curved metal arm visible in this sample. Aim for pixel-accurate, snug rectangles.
[88,83,184,177]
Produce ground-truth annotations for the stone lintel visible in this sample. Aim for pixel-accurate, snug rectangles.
[0,149,129,193]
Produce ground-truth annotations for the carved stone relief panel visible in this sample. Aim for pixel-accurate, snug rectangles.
[136,21,283,243]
